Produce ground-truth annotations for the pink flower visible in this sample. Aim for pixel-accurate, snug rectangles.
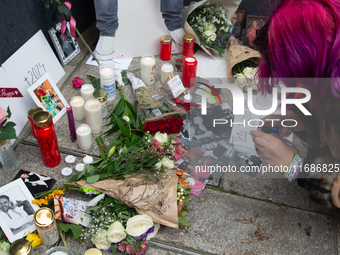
[173,146,185,160]
[118,241,128,252]
[125,243,135,254]
[72,77,84,88]
[151,139,164,155]
[171,137,180,144]
[0,107,8,124]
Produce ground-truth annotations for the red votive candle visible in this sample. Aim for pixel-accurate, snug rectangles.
[183,34,195,57]
[33,111,61,167]
[182,56,198,87]
[160,35,172,61]
[27,107,43,138]
[66,105,77,142]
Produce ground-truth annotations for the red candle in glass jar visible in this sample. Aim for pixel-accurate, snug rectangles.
[27,107,43,138]
[182,56,197,87]
[160,35,172,61]
[183,34,195,57]
[33,111,61,167]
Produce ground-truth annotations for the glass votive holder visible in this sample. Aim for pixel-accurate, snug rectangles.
[44,246,74,255]
[174,56,184,72]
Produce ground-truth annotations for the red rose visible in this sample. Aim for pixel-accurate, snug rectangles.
[72,77,84,88]
[169,117,183,134]
[147,121,158,132]
[157,119,169,131]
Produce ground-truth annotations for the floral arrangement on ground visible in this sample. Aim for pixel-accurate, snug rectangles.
[188,2,232,57]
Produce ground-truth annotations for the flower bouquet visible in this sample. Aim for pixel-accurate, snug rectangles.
[182,0,242,59]
[126,73,187,136]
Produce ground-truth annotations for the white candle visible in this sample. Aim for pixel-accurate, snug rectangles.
[75,163,85,172]
[161,63,174,84]
[184,93,192,103]
[85,98,103,134]
[141,54,156,85]
[76,124,92,150]
[83,155,93,164]
[100,61,116,103]
[70,96,85,121]
[65,155,76,163]
[80,84,95,102]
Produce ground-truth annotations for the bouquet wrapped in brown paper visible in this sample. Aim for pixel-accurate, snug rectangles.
[226,37,261,79]
[77,170,179,228]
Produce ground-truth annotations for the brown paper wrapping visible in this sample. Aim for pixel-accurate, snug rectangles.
[77,170,179,228]
[226,37,261,78]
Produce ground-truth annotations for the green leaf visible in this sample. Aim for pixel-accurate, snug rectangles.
[108,145,116,158]
[57,4,71,21]
[183,197,191,203]
[178,217,189,227]
[0,228,4,240]
[182,205,190,213]
[112,113,130,137]
[134,240,142,252]
[147,158,158,167]
[126,235,135,244]
[122,77,129,84]
[138,116,144,133]
[0,121,17,140]
[69,173,80,182]
[6,107,11,119]
[60,223,83,240]
[87,175,100,183]
[125,163,134,171]
[111,246,118,254]
[125,138,131,148]
[85,205,101,213]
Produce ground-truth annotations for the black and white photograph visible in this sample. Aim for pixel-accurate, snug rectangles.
[48,22,80,66]
[13,170,56,196]
[0,179,39,242]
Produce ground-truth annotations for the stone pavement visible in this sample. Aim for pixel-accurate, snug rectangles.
[1,23,340,255]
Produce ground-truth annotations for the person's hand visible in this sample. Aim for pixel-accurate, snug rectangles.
[257,114,293,139]
[251,130,295,169]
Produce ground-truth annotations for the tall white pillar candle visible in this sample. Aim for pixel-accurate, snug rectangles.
[100,61,116,103]
[76,124,92,150]
[161,63,174,84]
[85,98,103,134]
[70,96,85,121]
[140,54,156,85]
[80,84,95,102]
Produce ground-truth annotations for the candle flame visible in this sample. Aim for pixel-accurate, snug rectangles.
[86,155,89,160]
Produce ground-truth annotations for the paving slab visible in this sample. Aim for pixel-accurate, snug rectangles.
[156,188,335,255]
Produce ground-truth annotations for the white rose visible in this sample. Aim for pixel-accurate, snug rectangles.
[160,157,174,169]
[0,241,10,255]
[243,67,254,80]
[146,223,160,240]
[154,132,168,144]
[123,116,130,122]
[203,30,217,42]
[107,221,127,243]
[155,162,162,169]
[91,230,111,250]
[234,74,249,90]
[204,23,216,32]
[126,215,153,237]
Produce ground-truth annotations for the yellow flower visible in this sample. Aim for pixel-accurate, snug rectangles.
[26,232,42,248]
[32,189,65,206]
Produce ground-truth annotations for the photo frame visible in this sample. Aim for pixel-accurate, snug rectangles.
[27,73,67,123]
[48,22,80,66]
[244,15,269,48]
[235,10,245,28]
[0,178,40,243]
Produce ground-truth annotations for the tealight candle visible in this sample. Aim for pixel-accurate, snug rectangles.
[50,252,68,255]
[70,96,85,121]
[85,98,103,134]
[161,63,174,85]
[83,155,93,164]
[80,84,95,102]
[75,163,85,172]
[184,93,192,103]
[140,54,156,85]
[76,124,92,150]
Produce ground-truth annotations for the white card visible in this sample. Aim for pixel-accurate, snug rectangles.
[167,75,186,98]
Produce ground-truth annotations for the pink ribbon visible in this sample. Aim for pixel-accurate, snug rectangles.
[59,2,76,39]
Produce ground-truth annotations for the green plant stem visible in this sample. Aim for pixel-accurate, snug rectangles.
[57,221,68,250]
[75,28,100,66]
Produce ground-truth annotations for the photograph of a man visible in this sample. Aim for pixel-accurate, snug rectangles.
[0,194,35,235]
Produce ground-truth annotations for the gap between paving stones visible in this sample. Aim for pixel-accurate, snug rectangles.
[150,239,213,255]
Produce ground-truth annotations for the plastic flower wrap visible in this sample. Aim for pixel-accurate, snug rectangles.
[187,2,232,57]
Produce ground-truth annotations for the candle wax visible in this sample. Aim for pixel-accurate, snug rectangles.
[50,252,68,255]
[83,155,93,164]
